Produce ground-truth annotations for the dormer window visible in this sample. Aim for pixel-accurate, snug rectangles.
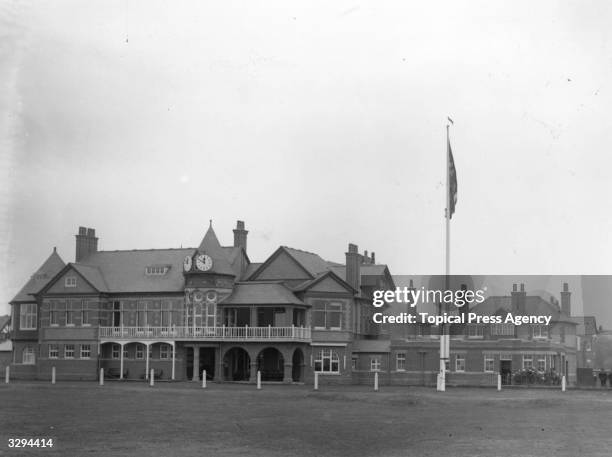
[145,266,169,276]
[65,276,77,288]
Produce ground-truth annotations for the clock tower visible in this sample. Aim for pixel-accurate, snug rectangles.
[183,222,236,329]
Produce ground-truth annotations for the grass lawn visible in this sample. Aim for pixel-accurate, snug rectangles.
[1,381,612,457]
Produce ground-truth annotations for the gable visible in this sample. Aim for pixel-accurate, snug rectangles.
[307,275,354,294]
[45,267,99,294]
[253,250,312,281]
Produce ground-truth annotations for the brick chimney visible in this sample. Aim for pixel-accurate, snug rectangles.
[233,220,248,252]
[75,226,98,262]
[345,243,361,291]
[561,282,571,316]
[511,283,526,314]
[371,252,375,264]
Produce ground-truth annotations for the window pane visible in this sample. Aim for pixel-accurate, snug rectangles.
[328,312,341,329]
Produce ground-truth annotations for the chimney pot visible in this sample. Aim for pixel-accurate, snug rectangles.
[409,279,414,288]
[512,284,517,292]
[371,252,375,264]
[563,282,569,292]
[348,243,358,253]
[233,220,248,252]
[79,227,86,235]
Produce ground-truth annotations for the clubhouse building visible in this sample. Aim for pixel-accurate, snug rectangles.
[8,222,584,386]
[9,222,394,383]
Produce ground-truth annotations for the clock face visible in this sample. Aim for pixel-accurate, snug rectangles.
[183,255,193,272]
[196,254,213,271]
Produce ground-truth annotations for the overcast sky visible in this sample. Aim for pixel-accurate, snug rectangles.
[2,1,612,321]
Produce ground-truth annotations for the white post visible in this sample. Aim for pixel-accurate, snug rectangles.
[120,343,124,380]
[314,372,319,391]
[257,370,261,390]
[497,374,501,391]
[100,368,104,386]
[562,375,566,392]
[202,370,207,388]
[145,344,150,380]
[171,344,176,381]
[150,369,154,387]
[51,366,56,384]
[374,371,379,391]
[5,366,9,384]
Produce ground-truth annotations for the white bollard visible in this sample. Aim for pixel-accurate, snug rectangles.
[51,366,56,384]
[99,368,104,386]
[314,372,319,391]
[257,370,261,390]
[150,369,154,387]
[497,374,501,391]
[202,370,206,388]
[562,375,566,392]
[374,371,379,391]
[5,366,9,384]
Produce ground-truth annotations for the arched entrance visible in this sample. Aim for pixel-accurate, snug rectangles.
[224,347,251,381]
[292,348,304,382]
[256,347,284,381]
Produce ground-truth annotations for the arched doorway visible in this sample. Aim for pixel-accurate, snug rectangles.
[256,347,284,381]
[224,347,251,381]
[292,348,304,382]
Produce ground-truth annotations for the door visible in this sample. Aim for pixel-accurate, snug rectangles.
[200,348,215,380]
[500,360,512,385]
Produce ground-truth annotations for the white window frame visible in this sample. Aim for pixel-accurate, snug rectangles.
[81,301,91,326]
[50,302,60,326]
[455,355,466,372]
[523,355,534,370]
[112,344,120,359]
[396,352,406,371]
[313,302,343,330]
[66,301,75,326]
[64,344,75,359]
[484,355,495,373]
[160,344,170,360]
[314,349,340,374]
[81,344,91,359]
[20,303,37,330]
[136,344,145,360]
[533,325,547,339]
[22,345,35,365]
[370,357,381,372]
[467,324,484,339]
[537,355,546,372]
[49,344,59,359]
[65,276,77,288]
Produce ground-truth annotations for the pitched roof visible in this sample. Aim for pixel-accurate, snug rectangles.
[76,248,195,293]
[197,225,236,276]
[292,271,356,293]
[0,315,10,332]
[221,282,305,305]
[282,247,331,276]
[244,262,262,279]
[11,249,66,302]
[471,295,563,320]
[71,264,110,292]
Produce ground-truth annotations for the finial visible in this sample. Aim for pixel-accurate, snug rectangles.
[53,246,57,253]
[209,219,212,228]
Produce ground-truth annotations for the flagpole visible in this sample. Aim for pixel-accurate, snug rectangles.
[439,120,452,392]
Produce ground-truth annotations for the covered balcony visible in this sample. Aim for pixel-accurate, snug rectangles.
[98,325,310,342]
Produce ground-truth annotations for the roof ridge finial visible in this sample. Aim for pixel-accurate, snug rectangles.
[209,219,212,228]
[53,246,57,253]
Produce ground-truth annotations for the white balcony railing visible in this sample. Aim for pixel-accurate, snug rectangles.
[99,326,311,342]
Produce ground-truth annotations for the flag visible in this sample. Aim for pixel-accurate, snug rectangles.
[448,138,457,218]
